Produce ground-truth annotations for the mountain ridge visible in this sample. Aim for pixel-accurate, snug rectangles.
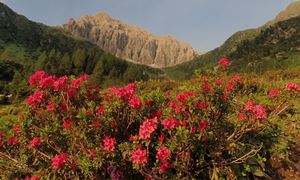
[62,12,199,68]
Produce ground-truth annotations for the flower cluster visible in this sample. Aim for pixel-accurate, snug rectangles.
[162,117,179,129]
[286,82,300,92]
[243,100,267,120]
[131,147,147,165]
[28,71,47,87]
[129,96,143,109]
[1,58,299,179]
[29,137,41,148]
[218,57,231,69]
[51,153,69,170]
[156,146,171,162]
[106,83,136,99]
[103,136,116,152]
[138,117,158,139]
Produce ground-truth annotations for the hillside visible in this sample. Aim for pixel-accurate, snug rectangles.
[229,15,300,72]
[62,13,198,68]
[0,2,164,99]
[268,0,300,24]
[166,1,300,79]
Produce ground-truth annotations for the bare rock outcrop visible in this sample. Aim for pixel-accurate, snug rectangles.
[62,12,198,67]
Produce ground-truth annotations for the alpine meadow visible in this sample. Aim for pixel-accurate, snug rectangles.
[0,1,299,180]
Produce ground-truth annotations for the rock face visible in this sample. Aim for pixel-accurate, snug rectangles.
[275,1,300,21]
[267,1,300,25]
[62,13,198,67]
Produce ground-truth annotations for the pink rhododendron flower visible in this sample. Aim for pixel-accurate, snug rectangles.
[194,101,207,110]
[79,74,89,81]
[39,75,56,89]
[268,89,278,97]
[215,78,224,86]
[202,76,209,83]
[27,90,44,107]
[252,105,267,120]
[244,100,255,111]
[226,75,242,92]
[243,100,267,120]
[93,120,101,129]
[51,153,68,169]
[111,121,118,127]
[63,119,72,129]
[191,127,196,134]
[159,161,173,174]
[29,137,41,148]
[89,150,96,159]
[7,136,18,145]
[103,136,116,152]
[107,83,136,99]
[167,101,183,113]
[226,83,233,92]
[66,89,78,99]
[286,83,299,91]
[181,120,187,127]
[138,117,158,140]
[71,79,80,89]
[218,58,231,68]
[203,84,211,92]
[162,117,179,129]
[13,124,21,135]
[46,100,55,111]
[71,74,89,89]
[221,93,228,101]
[229,75,242,84]
[176,94,187,104]
[158,134,165,143]
[28,71,47,87]
[0,132,4,148]
[199,121,207,132]
[129,134,136,141]
[131,147,147,165]
[237,113,248,120]
[53,76,68,92]
[129,96,143,109]
[156,146,171,162]
[96,106,105,115]
[176,91,196,104]
[152,110,162,119]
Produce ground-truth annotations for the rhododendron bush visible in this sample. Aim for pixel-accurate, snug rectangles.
[0,58,299,179]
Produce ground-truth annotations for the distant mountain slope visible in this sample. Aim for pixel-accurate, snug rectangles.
[62,13,199,68]
[268,1,300,24]
[229,15,300,72]
[0,2,163,97]
[166,1,300,79]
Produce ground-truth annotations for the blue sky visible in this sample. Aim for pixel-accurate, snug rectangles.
[0,0,296,51]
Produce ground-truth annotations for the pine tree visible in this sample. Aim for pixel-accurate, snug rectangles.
[59,53,72,75]
[72,48,86,74]
[34,51,48,71]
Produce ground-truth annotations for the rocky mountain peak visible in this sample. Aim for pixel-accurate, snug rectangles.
[62,12,199,67]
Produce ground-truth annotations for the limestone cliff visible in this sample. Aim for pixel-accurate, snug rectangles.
[62,13,198,67]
